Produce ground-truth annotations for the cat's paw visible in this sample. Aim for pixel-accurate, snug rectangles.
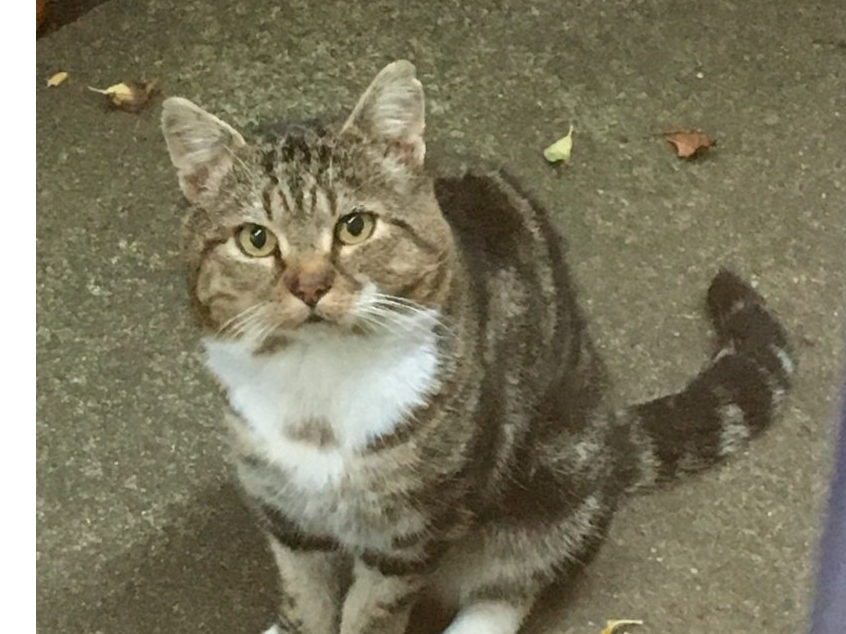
[261,626,282,634]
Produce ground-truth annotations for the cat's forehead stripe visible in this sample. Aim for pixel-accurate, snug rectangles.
[325,186,338,217]
[308,181,319,216]
[258,121,334,172]
[267,177,336,222]
[258,139,337,221]
[261,180,275,222]
[277,181,295,217]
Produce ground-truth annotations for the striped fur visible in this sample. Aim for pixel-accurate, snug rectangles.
[162,61,794,634]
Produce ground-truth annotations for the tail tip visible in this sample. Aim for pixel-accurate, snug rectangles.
[707,268,765,324]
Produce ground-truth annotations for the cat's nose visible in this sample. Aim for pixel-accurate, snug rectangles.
[283,261,335,308]
[289,281,330,308]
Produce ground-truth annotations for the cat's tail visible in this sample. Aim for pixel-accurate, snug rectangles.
[619,269,795,492]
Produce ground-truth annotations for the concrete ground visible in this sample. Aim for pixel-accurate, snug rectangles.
[37,1,845,633]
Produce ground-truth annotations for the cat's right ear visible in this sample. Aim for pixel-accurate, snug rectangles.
[161,97,246,203]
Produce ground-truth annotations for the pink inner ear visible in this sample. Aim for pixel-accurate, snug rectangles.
[387,138,426,168]
[178,165,210,202]
[178,154,234,203]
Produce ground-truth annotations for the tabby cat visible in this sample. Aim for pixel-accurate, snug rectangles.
[161,60,794,634]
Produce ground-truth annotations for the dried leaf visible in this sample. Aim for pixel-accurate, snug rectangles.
[37,0,47,29]
[47,71,69,87]
[88,80,160,113]
[544,124,575,164]
[598,619,644,634]
[663,129,716,160]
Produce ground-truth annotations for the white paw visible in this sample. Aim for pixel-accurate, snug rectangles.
[261,626,281,634]
[443,601,524,634]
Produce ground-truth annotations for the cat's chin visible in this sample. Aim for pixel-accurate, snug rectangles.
[281,315,398,343]
[276,314,366,340]
[305,313,326,324]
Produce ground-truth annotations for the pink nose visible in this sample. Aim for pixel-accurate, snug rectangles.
[282,264,334,308]
[287,278,330,307]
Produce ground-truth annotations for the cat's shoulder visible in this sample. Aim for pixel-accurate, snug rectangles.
[433,162,548,222]
[432,163,559,266]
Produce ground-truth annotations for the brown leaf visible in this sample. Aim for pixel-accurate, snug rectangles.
[88,80,160,113]
[663,129,716,160]
[47,71,69,88]
[37,0,47,29]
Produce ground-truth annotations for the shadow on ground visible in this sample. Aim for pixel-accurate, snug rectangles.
[40,479,598,633]
[40,485,276,633]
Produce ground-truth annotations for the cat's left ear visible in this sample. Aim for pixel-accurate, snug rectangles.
[161,97,246,203]
[341,60,426,167]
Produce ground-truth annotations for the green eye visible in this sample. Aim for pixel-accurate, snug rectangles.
[335,211,376,246]
[237,224,278,257]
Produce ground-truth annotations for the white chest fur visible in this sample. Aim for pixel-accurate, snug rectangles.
[203,323,441,489]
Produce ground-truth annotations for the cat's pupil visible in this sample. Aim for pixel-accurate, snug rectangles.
[345,214,364,237]
[249,226,267,249]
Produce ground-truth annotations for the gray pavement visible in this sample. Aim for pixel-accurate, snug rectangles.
[36,1,846,633]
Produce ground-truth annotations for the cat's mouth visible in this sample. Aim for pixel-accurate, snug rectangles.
[305,313,326,324]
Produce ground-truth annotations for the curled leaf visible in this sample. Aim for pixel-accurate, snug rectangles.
[598,619,644,634]
[47,72,69,87]
[88,80,160,113]
[543,124,575,164]
[663,129,716,160]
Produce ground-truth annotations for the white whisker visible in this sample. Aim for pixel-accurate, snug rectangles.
[367,295,454,337]
[232,309,268,339]
[353,314,392,337]
[217,302,269,336]
[356,302,450,342]
[253,320,279,347]
[355,308,410,338]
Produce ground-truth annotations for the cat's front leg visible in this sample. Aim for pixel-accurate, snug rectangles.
[340,558,426,634]
[265,536,344,634]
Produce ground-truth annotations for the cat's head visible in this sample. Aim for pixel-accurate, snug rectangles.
[162,61,453,345]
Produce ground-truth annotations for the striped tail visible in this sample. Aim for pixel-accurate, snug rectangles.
[622,269,795,491]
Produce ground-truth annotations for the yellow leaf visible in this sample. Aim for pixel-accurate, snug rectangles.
[543,124,575,164]
[47,71,69,87]
[88,80,160,112]
[598,619,644,634]
[88,82,134,102]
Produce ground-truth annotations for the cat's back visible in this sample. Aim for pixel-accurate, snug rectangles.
[434,167,572,293]
[434,167,579,356]
[435,165,589,411]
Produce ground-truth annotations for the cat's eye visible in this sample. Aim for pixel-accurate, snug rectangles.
[237,224,278,257]
[335,211,376,246]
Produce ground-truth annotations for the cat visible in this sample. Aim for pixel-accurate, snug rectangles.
[161,60,794,634]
